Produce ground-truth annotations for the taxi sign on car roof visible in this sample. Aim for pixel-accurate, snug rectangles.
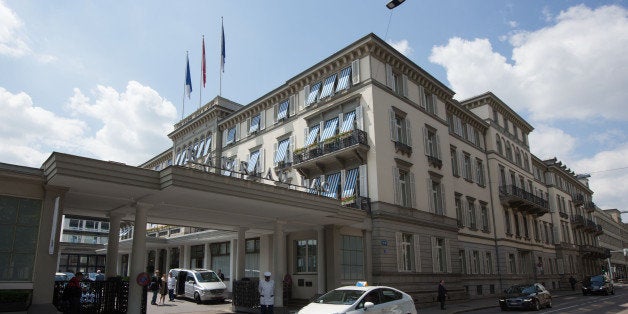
[356,281,368,287]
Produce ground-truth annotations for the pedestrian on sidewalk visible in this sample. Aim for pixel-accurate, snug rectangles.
[569,275,577,291]
[437,280,448,310]
[259,271,275,314]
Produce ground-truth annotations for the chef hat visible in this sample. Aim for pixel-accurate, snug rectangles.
[264,271,271,277]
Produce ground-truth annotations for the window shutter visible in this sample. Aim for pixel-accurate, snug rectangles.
[273,142,278,166]
[435,134,441,159]
[418,85,426,109]
[351,59,360,85]
[289,136,296,162]
[479,251,485,274]
[396,232,403,271]
[432,94,439,115]
[426,178,434,213]
[260,110,266,130]
[359,164,368,197]
[222,131,227,148]
[445,239,452,273]
[273,103,278,124]
[392,166,400,205]
[385,64,394,89]
[458,151,463,179]
[463,200,469,227]
[431,237,438,273]
[470,159,476,182]
[289,94,296,116]
[441,183,446,215]
[303,85,310,108]
[389,109,397,141]
[355,105,364,131]
[406,120,412,146]
[409,172,416,208]
[422,127,429,156]
[413,234,421,272]
[402,74,408,98]
[244,118,250,137]
[235,124,241,141]
[465,250,472,274]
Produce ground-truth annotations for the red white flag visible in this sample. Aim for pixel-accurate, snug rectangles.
[201,36,206,87]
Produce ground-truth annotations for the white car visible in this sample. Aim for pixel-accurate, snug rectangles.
[298,284,417,314]
[170,268,227,303]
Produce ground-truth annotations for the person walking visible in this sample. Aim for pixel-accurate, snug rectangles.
[150,270,162,305]
[259,271,275,314]
[167,271,176,301]
[437,280,448,310]
[63,272,84,314]
[159,273,168,305]
[569,275,577,291]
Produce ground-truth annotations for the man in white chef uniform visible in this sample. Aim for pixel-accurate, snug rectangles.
[258,271,275,314]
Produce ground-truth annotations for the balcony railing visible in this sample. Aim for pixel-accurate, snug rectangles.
[427,155,443,169]
[578,245,611,259]
[293,129,368,165]
[499,185,549,217]
[571,214,585,228]
[394,141,412,156]
[583,201,596,213]
[572,193,585,206]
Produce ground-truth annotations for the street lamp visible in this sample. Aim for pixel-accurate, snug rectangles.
[386,0,405,9]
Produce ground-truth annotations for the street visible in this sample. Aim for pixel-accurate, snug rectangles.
[467,286,628,313]
[146,298,236,314]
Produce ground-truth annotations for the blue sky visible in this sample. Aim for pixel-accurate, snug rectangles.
[1,0,627,217]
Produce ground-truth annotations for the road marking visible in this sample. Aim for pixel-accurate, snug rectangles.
[544,295,621,313]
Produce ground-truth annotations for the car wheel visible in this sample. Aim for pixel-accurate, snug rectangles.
[611,289,615,295]
[604,289,609,296]
[582,291,587,296]
[532,299,540,311]
[194,292,202,304]
[547,298,552,308]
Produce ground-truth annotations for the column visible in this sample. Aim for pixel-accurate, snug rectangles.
[230,239,237,281]
[127,203,149,314]
[274,221,286,308]
[178,245,184,268]
[364,229,373,284]
[236,227,247,280]
[165,248,171,272]
[317,226,326,294]
[105,213,123,278]
[204,243,211,269]
[154,249,161,272]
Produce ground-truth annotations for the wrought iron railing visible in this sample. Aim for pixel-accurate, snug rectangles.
[53,279,130,313]
[293,129,368,164]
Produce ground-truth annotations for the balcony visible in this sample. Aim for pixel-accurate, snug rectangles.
[427,155,443,169]
[572,193,585,206]
[571,214,585,228]
[292,129,369,176]
[342,195,371,213]
[594,224,603,236]
[578,245,611,259]
[499,185,549,217]
[559,212,569,219]
[583,201,596,213]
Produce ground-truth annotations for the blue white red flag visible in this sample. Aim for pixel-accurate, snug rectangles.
[185,53,192,98]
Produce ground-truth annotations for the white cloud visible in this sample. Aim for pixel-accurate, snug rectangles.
[388,39,413,56]
[430,4,628,122]
[528,124,576,160]
[508,20,518,28]
[0,82,177,167]
[0,0,30,57]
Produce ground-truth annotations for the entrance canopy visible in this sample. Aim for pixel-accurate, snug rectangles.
[43,153,367,233]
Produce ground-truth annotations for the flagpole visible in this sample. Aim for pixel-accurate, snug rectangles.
[199,35,204,109]
[220,17,224,97]
[183,51,187,120]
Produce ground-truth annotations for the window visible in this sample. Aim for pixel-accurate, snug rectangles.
[221,156,236,176]
[276,99,291,122]
[463,153,472,181]
[322,172,341,199]
[496,136,503,155]
[451,147,459,177]
[335,66,352,92]
[429,179,445,215]
[341,168,359,205]
[472,251,480,274]
[210,242,230,279]
[397,233,416,271]
[296,239,317,273]
[274,138,291,165]
[431,237,449,273]
[508,253,516,274]
[100,222,109,231]
[246,149,261,174]
[304,124,320,146]
[320,117,339,142]
[506,142,513,161]
[390,109,411,147]
[493,109,499,125]
[424,127,440,159]
[515,149,522,166]
[467,198,477,229]
[225,126,236,145]
[319,73,338,99]
[393,168,415,208]
[485,252,493,274]
[514,213,521,237]
[459,250,468,274]
[424,91,437,114]
[341,235,364,280]
[0,196,41,281]
[476,159,485,186]
[455,196,464,228]
[522,215,529,238]
[249,114,261,133]
[505,210,512,235]
[480,203,489,232]
[305,82,322,106]
[190,245,204,269]
[340,110,356,133]
[69,219,80,229]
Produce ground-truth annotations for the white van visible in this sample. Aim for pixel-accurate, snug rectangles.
[169,268,227,303]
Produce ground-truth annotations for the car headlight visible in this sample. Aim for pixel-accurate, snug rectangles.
[523,298,532,302]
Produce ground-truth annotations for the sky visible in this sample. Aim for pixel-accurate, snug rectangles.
[1,0,627,218]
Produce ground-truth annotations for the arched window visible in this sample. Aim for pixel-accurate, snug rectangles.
[496,136,503,155]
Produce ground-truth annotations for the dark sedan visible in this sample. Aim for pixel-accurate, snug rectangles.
[582,275,614,295]
[499,283,552,311]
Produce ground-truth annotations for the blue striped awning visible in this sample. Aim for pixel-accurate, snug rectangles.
[226,127,236,144]
[305,125,320,146]
[247,150,260,173]
[306,82,322,105]
[336,67,352,92]
[249,115,260,133]
[178,149,187,165]
[308,178,320,194]
[319,74,337,99]
[274,138,290,163]
[322,172,341,198]
[277,100,289,120]
[342,168,359,198]
[320,117,339,142]
[222,158,234,176]
[203,136,212,156]
[196,138,206,158]
[340,111,356,133]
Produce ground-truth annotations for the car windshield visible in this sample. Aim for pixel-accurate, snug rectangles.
[590,275,605,284]
[197,271,220,282]
[315,289,365,305]
[506,285,535,295]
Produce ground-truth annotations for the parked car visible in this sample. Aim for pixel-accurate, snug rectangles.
[169,268,227,303]
[54,272,69,282]
[582,275,614,295]
[498,283,552,311]
[298,284,417,314]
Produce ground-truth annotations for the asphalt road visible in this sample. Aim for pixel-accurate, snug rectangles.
[467,286,628,313]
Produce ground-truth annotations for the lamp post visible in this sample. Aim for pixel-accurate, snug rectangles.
[386,0,405,9]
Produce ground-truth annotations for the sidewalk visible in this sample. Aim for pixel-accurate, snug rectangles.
[417,289,581,314]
